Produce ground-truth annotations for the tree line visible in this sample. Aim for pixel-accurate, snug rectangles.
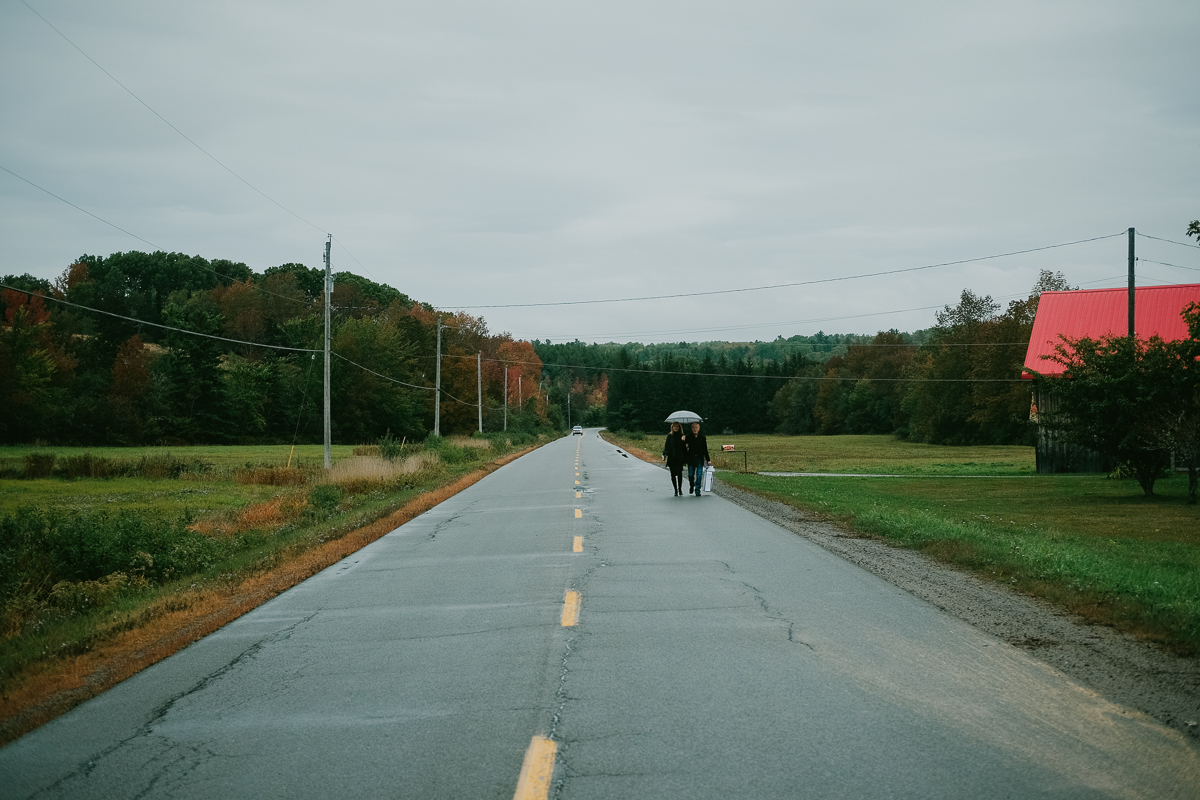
[7,244,1197,484]
[1,251,552,446]
[535,271,1074,446]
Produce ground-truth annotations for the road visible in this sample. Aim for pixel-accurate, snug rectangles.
[3,430,1199,799]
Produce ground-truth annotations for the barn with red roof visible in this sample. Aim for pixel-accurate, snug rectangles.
[1022,283,1200,473]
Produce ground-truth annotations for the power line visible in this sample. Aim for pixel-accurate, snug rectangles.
[21,1,383,286]
[1139,258,1200,273]
[1,164,161,249]
[441,353,1028,383]
[444,232,1128,310]
[0,282,321,353]
[20,0,327,238]
[516,283,1061,343]
[1136,231,1200,250]
[2,162,321,309]
[330,353,435,392]
[0,282,467,399]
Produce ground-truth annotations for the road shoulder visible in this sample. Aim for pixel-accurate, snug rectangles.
[711,477,1200,742]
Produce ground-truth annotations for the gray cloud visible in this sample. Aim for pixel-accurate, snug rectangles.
[3,0,1198,343]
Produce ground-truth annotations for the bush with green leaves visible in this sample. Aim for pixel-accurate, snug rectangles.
[0,508,242,631]
[378,430,407,461]
[307,484,345,513]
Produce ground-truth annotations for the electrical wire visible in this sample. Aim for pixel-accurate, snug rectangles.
[443,232,1127,310]
[330,353,435,392]
[1,164,160,249]
[0,282,321,353]
[2,162,320,310]
[21,1,384,286]
[1136,231,1200,250]
[1139,258,1200,273]
[19,0,327,238]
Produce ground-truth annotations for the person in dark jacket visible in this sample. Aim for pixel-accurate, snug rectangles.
[662,422,688,496]
[683,421,711,496]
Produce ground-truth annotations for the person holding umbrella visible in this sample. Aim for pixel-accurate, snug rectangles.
[661,421,687,496]
[684,421,711,496]
[664,411,706,496]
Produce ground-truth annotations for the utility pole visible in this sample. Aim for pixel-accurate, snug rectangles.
[567,391,571,428]
[518,375,522,408]
[322,235,332,469]
[503,367,508,431]
[1128,227,1136,341]
[477,351,483,433]
[434,319,442,437]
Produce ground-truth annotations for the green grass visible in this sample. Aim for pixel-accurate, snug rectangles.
[702,433,1037,475]
[0,444,362,472]
[0,477,289,518]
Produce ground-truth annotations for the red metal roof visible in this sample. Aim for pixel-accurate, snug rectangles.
[1022,283,1200,378]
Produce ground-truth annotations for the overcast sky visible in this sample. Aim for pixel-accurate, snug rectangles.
[3,1,1198,345]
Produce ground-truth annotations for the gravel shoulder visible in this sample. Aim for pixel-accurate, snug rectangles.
[711,476,1200,742]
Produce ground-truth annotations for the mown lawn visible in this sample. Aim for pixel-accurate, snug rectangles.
[605,431,1200,655]
[703,433,1036,475]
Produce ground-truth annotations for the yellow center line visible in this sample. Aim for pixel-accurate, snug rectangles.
[575,491,581,498]
[573,535,583,552]
[574,480,579,485]
[561,591,581,626]
[512,735,556,800]
[574,508,582,518]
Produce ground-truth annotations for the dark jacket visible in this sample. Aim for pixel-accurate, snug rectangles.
[662,431,687,465]
[684,431,710,464]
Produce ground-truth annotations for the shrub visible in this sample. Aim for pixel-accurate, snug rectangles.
[61,454,124,479]
[233,467,307,486]
[378,431,408,461]
[22,454,55,478]
[0,508,236,631]
[307,484,345,513]
[48,572,146,615]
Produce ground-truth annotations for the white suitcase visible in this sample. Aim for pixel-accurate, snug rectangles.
[701,465,714,492]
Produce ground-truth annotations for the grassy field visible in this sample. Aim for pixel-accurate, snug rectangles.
[0,434,548,742]
[0,443,361,471]
[605,431,1200,655]
[620,432,1037,475]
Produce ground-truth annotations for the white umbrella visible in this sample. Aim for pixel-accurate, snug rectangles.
[664,410,702,424]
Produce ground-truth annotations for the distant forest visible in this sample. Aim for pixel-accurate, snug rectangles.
[1,250,1069,447]
[1,251,548,446]
[537,269,1066,446]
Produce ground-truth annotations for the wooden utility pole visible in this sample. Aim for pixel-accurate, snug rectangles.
[323,235,332,469]
[504,367,508,431]
[434,319,442,437]
[477,351,483,433]
[1128,227,1136,340]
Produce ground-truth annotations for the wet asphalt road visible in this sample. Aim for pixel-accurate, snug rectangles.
[2,430,1199,799]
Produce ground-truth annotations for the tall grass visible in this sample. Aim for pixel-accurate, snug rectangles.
[11,453,212,480]
[322,453,442,494]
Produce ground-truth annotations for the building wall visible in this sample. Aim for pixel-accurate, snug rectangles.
[1033,387,1114,474]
